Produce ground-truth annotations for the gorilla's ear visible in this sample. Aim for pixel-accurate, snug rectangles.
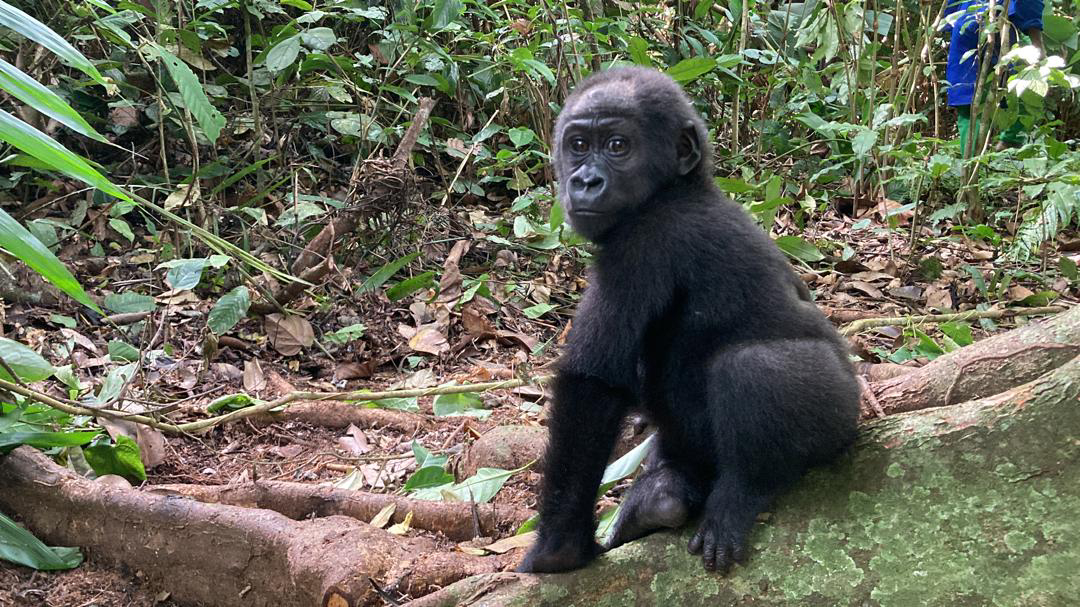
[676,121,702,176]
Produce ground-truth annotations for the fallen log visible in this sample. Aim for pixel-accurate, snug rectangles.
[866,304,1080,416]
[150,480,533,541]
[407,354,1080,606]
[248,401,435,432]
[0,449,506,606]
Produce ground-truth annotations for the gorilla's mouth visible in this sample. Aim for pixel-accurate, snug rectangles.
[569,209,605,216]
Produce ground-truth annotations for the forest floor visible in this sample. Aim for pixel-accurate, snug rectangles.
[1,192,1077,607]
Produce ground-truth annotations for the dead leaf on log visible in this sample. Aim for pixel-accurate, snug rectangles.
[438,240,471,305]
[484,531,536,554]
[462,303,496,338]
[265,313,315,356]
[370,503,396,528]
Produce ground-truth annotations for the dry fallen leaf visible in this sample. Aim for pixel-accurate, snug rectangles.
[265,313,315,356]
[484,531,536,554]
[243,358,267,392]
[338,424,371,456]
[369,503,396,529]
[387,511,414,535]
[409,326,449,355]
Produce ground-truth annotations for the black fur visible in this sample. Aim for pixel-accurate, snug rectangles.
[518,67,859,574]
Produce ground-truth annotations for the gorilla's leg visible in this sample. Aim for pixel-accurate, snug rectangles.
[689,338,859,572]
[606,447,704,550]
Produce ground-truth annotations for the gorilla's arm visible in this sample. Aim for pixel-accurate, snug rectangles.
[519,264,673,573]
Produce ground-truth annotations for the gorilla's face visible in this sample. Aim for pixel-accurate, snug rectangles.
[554,84,702,242]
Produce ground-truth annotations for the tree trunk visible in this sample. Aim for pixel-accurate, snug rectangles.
[407,354,1080,606]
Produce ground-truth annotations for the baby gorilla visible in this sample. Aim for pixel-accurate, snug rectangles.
[518,67,859,574]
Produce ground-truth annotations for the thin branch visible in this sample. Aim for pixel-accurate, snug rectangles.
[840,306,1068,336]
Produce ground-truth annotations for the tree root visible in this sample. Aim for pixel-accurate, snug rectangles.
[150,480,533,541]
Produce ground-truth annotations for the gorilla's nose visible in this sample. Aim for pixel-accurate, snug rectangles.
[570,173,604,192]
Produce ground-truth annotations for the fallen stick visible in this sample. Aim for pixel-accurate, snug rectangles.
[839,305,1066,336]
[150,480,534,541]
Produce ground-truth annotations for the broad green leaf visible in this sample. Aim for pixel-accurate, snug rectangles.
[411,467,513,503]
[412,440,449,469]
[300,27,336,50]
[851,129,878,159]
[84,434,147,482]
[157,256,229,290]
[265,34,302,72]
[0,337,54,382]
[939,322,974,348]
[404,466,455,491]
[599,434,655,494]
[208,286,250,335]
[713,177,756,193]
[596,504,620,543]
[108,217,134,242]
[363,397,419,412]
[358,252,420,294]
[145,44,224,143]
[207,393,263,412]
[107,340,139,362]
[403,73,440,87]
[324,323,366,346]
[386,271,435,301]
[627,36,651,66]
[508,127,535,147]
[0,58,105,142]
[0,1,107,86]
[0,512,83,570]
[0,109,128,203]
[0,209,100,311]
[773,235,825,262]
[103,292,156,314]
[1043,15,1076,45]
[92,363,136,405]
[666,57,716,83]
[433,391,491,419]
[0,430,100,450]
[432,0,464,28]
[522,303,556,319]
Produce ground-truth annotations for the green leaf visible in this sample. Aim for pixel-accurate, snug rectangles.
[522,303,556,319]
[666,57,717,83]
[386,271,435,301]
[265,34,302,72]
[433,391,491,419]
[0,512,83,570]
[774,235,825,262]
[0,109,128,202]
[411,467,513,503]
[358,252,420,294]
[157,256,229,290]
[1059,256,1078,281]
[206,393,262,412]
[108,217,134,242]
[851,129,878,159]
[1043,15,1077,46]
[0,337,54,383]
[599,434,655,494]
[0,58,106,142]
[508,127,535,147]
[107,340,139,362]
[84,434,147,482]
[103,292,156,314]
[431,0,464,28]
[627,36,651,66]
[91,363,136,406]
[300,27,336,50]
[411,440,449,469]
[403,73,440,87]
[363,397,419,412]
[324,323,366,346]
[0,1,107,87]
[404,466,456,491]
[939,322,974,347]
[0,430,100,450]
[208,286,250,335]
[145,44,224,144]
[713,177,757,193]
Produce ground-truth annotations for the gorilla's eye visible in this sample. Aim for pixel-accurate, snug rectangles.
[570,138,589,154]
[606,137,629,156]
